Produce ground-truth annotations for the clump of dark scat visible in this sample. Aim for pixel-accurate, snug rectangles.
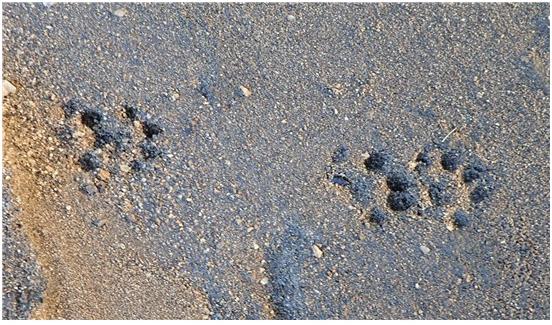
[93,122,131,150]
[416,151,432,166]
[81,108,103,128]
[365,150,391,171]
[428,180,452,206]
[470,181,493,204]
[141,141,162,159]
[463,163,486,183]
[388,190,418,211]
[142,121,163,138]
[332,145,350,164]
[441,149,462,172]
[386,170,416,192]
[123,104,141,120]
[79,152,101,171]
[453,210,469,228]
[370,208,387,225]
[350,177,373,208]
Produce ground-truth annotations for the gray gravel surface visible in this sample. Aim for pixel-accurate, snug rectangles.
[2,2,550,319]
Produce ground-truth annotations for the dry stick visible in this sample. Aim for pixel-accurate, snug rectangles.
[441,127,458,143]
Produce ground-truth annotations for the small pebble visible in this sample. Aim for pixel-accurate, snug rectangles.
[441,149,462,172]
[113,8,127,17]
[3,80,17,97]
[239,85,252,97]
[312,244,323,258]
[260,277,269,285]
[420,245,431,254]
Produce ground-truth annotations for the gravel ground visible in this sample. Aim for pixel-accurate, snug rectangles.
[2,2,550,319]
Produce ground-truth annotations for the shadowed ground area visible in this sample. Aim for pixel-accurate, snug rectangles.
[2,2,550,319]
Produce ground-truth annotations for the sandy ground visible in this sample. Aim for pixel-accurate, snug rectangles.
[2,2,550,319]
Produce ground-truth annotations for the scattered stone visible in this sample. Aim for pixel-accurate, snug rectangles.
[170,92,180,102]
[98,169,111,182]
[113,8,128,17]
[79,152,102,171]
[260,277,269,285]
[253,243,260,250]
[370,208,387,225]
[287,15,296,21]
[420,245,431,254]
[142,121,163,138]
[80,183,98,196]
[330,174,350,187]
[312,245,323,258]
[331,144,350,163]
[3,80,17,97]
[386,170,416,192]
[365,150,391,171]
[388,190,418,211]
[441,149,462,172]
[239,85,252,97]
[120,163,131,173]
[453,210,469,228]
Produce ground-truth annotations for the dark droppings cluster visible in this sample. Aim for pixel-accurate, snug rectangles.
[327,142,495,231]
[64,99,166,178]
[364,150,391,171]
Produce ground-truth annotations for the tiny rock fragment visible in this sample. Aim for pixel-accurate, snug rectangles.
[120,163,131,173]
[239,85,252,97]
[98,169,111,182]
[113,8,127,17]
[420,245,431,255]
[312,244,323,258]
[260,277,269,285]
[3,80,17,97]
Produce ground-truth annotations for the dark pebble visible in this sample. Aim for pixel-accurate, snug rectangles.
[330,174,351,187]
[332,145,350,163]
[141,141,162,159]
[79,152,101,171]
[365,150,391,171]
[81,108,103,128]
[388,190,418,211]
[142,121,163,138]
[453,210,469,228]
[370,208,387,225]
[441,150,462,172]
[386,170,416,192]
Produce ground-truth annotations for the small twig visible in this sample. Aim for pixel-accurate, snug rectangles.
[441,127,458,143]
